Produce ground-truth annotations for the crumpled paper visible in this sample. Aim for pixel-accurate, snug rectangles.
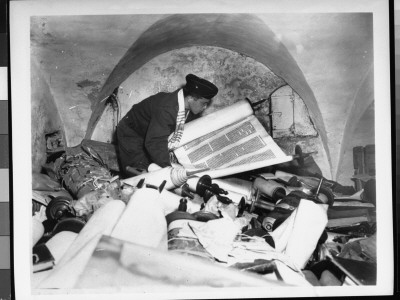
[203,195,239,219]
[203,196,220,216]
[188,212,255,263]
[33,205,47,222]
[188,217,240,262]
[73,190,113,219]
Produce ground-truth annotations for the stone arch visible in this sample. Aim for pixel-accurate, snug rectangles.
[336,65,374,183]
[87,13,331,174]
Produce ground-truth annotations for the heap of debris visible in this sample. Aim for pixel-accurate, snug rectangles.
[31,140,376,289]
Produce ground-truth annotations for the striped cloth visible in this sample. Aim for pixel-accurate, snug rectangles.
[168,89,188,154]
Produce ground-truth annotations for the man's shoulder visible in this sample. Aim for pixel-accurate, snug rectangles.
[150,90,179,108]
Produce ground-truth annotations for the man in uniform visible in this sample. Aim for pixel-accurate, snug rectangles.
[116,74,218,177]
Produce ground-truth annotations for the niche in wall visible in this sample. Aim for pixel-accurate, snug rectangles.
[91,45,330,177]
[91,46,288,143]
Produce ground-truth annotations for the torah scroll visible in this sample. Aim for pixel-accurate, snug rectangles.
[173,100,293,178]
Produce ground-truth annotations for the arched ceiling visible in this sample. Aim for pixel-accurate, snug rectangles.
[97,14,326,147]
[336,66,374,183]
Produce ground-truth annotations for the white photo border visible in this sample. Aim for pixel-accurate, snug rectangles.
[9,0,393,299]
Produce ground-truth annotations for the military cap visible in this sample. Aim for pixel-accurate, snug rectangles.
[185,74,218,99]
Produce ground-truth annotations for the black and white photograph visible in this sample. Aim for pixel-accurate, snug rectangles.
[9,0,393,298]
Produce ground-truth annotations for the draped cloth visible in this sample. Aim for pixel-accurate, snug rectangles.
[168,89,188,163]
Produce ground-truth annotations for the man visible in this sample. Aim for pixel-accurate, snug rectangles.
[116,74,218,177]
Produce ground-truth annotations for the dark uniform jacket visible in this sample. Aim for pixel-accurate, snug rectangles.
[116,89,198,173]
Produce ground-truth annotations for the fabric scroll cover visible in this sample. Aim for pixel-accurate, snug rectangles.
[172,100,292,178]
[270,200,329,270]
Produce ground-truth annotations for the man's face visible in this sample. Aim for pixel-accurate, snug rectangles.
[188,96,210,115]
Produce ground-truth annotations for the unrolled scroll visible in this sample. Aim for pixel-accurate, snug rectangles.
[111,188,168,250]
[174,100,292,178]
[178,100,254,146]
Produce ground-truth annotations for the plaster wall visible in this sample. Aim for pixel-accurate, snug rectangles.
[30,15,162,147]
[31,62,64,172]
[337,68,375,185]
[337,101,375,185]
[262,14,374,180]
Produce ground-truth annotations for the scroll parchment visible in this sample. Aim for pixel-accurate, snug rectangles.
[173,100,293,178]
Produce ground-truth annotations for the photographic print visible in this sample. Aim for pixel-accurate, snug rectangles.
[9,0,393,298]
